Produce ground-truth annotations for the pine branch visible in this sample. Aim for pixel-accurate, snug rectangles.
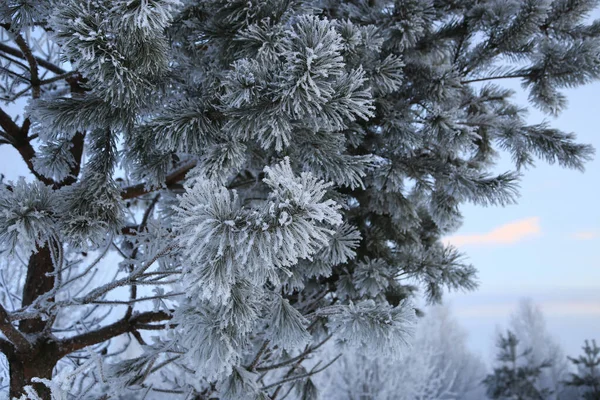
[58,310,172,356]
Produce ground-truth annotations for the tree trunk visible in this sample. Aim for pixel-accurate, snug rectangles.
[9,349,56,399]
[8,243,60,398]
[19,245,55,334]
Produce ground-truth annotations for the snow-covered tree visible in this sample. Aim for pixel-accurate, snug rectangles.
[0,0,598,398]
[508,299,571,399]
[565,339,600,400]
[320,304,486,400]
[484,330,553,400]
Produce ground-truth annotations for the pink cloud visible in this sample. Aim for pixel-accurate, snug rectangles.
[443,217,541,247]
[571,231,598,240]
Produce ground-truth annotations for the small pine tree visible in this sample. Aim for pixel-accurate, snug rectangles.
[565,340,600,400]
[484,330,553,400]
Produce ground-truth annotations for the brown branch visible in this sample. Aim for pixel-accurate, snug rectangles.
[121,160,197,200]
[249,339,270,372]
[13,34,40,98]
[0,107,54,185]
[0,304,31,351]
[0,130,13,145]
[135,323,171,330]
[125,193,161,320]
[0,337,14,355]
[461,73,531,84]
[58,311,172,356]
[256,335,332,372]
[0,106,19,136]
[40,71,79,85]
[59,131,85,187]
[0,42,66,75]
[266,354,341,395]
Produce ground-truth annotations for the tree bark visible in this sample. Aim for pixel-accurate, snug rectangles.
[19,245,55,334]
[8,338,60,399]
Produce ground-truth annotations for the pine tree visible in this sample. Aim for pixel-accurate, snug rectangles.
[565,340,600,400]
[0,0,599,398]
[509,299,570,399]
[484,330,554,400]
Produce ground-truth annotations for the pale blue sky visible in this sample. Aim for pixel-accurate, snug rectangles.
[446,78,600,360]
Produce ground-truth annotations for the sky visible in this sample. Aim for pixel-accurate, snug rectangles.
[1,45,599,367]
[444,78,600,361]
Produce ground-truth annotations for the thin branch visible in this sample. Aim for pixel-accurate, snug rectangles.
[88,292,183,305]
[40,71,78,85]
[13,33,40,98]
[0,52,31,73]
[121,160,197,200]
[249,339,270,372]
[75,244,177,304]
[263,354,341,392]
[0,42,66,75]
[126,193,161,320]
[461,73,531,84]
[3,84,32,102]
[256,335,332,372]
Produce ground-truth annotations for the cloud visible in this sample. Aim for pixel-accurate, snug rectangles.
[443,217,541,247]
[571,231,598,240]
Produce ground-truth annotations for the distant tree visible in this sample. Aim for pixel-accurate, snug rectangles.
[484,330,553,400]
[565,339,600,400]
[509,299,570,399]
[321,305,486,400]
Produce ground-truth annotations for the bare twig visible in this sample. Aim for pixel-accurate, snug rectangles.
[249,339,271,372]
[256,335,332,372]
[263,354,341,393]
